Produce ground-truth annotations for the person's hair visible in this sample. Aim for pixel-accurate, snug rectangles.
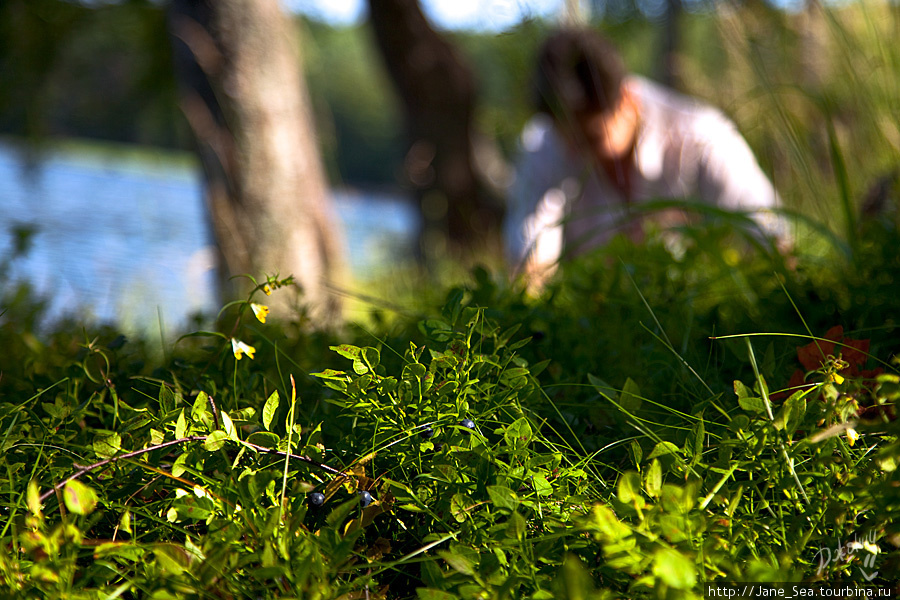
[534,28,627,118]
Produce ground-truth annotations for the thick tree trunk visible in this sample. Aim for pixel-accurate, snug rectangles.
[367,0,504,260]
[168,0,345,325]
[660,0,682,89]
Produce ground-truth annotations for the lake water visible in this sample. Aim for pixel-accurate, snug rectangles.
[0,139,417,334]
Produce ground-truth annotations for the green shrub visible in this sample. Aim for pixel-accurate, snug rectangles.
[2,230,899,598]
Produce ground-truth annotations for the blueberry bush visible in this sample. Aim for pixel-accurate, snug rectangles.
[2,222,900,599]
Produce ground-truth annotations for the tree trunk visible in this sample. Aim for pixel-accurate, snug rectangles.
[367,0,504,261]
[659,0,682,89]
[168,0,345,325]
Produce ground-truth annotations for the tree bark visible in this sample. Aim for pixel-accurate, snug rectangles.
[659,0,682,89]
[367,0,504,260]
[168,0,345,325]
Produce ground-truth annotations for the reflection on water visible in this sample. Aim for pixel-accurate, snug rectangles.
[0,140,416,333]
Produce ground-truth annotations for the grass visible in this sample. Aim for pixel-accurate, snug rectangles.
[2,3,900,598]
[1,216,899,597]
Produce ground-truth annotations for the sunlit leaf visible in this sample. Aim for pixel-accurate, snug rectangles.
[263,390,279,431]
[486,485,518,512]
[204,430,229,451]
[27,480,41,515]
[93,432,121,458]
[438,549,476,575]
[504,417,532,451]
[653,547,696,589]
[644,459,662,498]
[64,480,98,515]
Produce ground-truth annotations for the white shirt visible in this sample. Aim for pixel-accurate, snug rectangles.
[505,76,786,271]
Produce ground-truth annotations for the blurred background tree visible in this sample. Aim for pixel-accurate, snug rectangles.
[168,0,345,324]
[1,0,899,325]
[367,0,505,261]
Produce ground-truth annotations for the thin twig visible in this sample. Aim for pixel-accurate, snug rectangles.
[39,435,354,504]
[39,436,207,503]
[241,440,352,478]
[207,395,220,430]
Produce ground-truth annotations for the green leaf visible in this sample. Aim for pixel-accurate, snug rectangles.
[93,432,121,458]
[588,373,617,401]
[734,380,767,412]
[620,377,643,413]
[580,504,632,539]
[500,367,530,389]
[64,480,98,515]
[531,473,553,496]
[726,484,744,517]
[27,480,41,515]
[175,409,187,439]
[734,379,752,400]
[438,550,476,576]
[204,430,229,451]
[450,493,475,523]
[191,392,212,431]
[362,346,380,369]
[221,411,238,441]
[418,319,453,342]
[416,589,459,600]
[738,395,766,414]
[630,439,643,468]
[689,419,705,460]
[647,441,681,460]
[617,470,642,504]
[497,323,522,348]
[506,511,526,540]
[330,344,361,360]
[486,485,518,512]
[652,547,696,589]
[95,541,143,562]
[119,510,134,535]
[172,452,190,477]
[442,287,465,325]
[660,483,696,514]
[774,390,807,436]
[644,459,662,498]
[729,414,751,434]
[559,553,598,599]
[159,384,177,413]
[507,337,532,352]
[403,363,427,382]
[504,417,533,451]
[311,369,347,380]
[247,431,280,449]
[326,498,359,527]
[263,390,280,431]
[230,407,256,422]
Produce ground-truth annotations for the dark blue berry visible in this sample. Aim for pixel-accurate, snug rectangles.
[309,492,325,506]
[358,490,373,507]
[420,426,435,439]
[460,418,475,430]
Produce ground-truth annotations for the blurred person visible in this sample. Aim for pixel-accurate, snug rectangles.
[505,27,789,288]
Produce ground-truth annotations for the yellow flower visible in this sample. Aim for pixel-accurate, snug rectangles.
[846,427,859,446]
[828,372,845,385]
[262,284,273,296]
[251,303,269,324]
[231,338,256,360]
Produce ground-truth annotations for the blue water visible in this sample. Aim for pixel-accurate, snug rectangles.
[0,140,417,333]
